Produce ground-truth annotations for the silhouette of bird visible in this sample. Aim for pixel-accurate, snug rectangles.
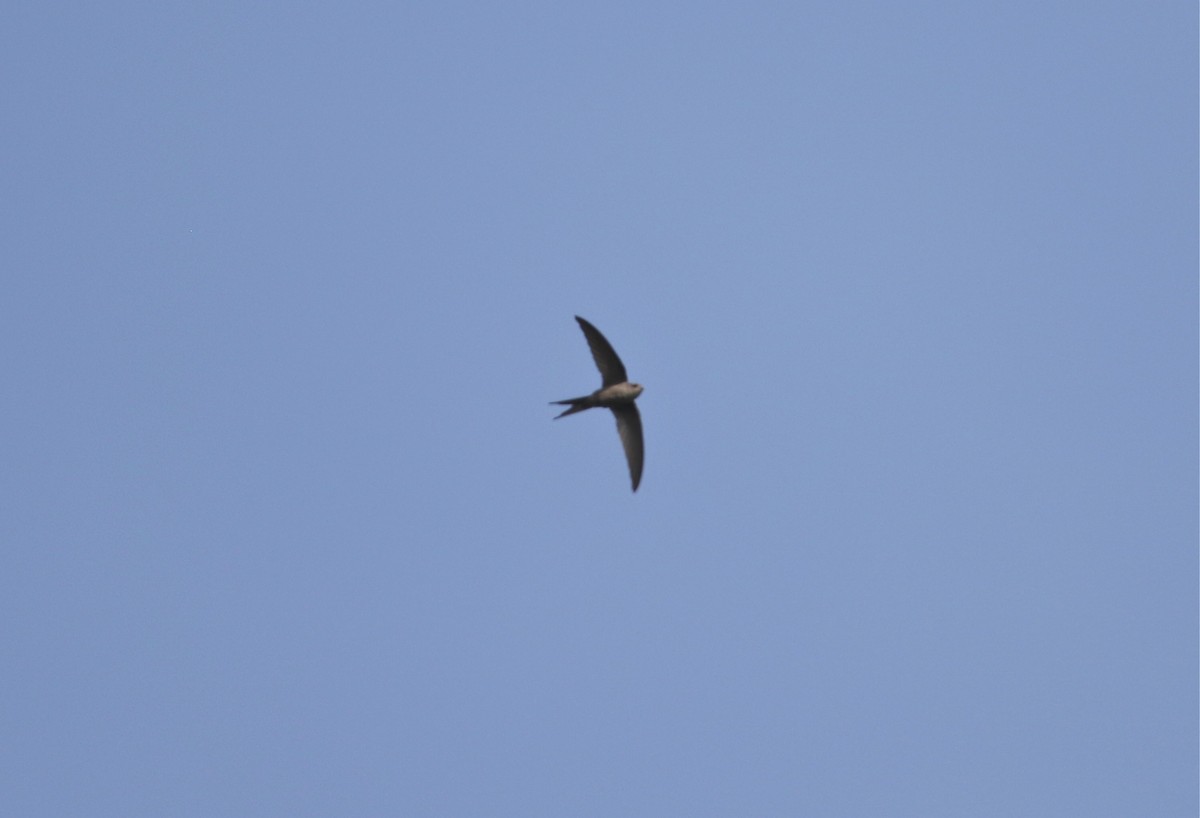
[551,316,645,492]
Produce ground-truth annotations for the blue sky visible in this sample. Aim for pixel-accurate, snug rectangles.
[2,2,1195,816]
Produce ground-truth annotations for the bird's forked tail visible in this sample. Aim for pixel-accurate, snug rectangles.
[550,396,591,419]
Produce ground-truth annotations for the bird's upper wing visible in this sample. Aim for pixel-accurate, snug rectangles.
[575,316,628,387]
[612,404,644,492]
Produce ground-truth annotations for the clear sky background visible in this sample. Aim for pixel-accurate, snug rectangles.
[2,3,1195,816]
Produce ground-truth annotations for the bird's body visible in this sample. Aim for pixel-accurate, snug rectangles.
[551,316,645,492]
[551,382,644,417]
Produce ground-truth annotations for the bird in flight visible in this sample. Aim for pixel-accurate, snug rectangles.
[551,316,645,492]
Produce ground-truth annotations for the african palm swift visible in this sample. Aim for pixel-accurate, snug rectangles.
[551,316,645,492]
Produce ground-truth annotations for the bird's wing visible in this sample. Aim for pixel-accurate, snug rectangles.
[612,404,643,492]
[575,316,628,387]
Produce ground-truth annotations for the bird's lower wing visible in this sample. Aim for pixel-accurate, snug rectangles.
[612,405,644,492]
